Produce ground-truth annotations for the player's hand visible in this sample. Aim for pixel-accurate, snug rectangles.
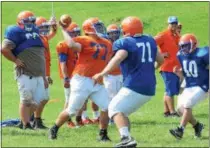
[49,16,57,25]
[162,52,169,58]
[44,77,49,89]
[15,58,25,68]
[47,76,53,85]
[64,77,70,88]
[173,66,182,77]
[92,73,103,85]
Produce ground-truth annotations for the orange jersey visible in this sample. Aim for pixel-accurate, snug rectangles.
[155,28,180,72]
[40,35,51,76]
[72,36,112,78]
[56,41,78,79]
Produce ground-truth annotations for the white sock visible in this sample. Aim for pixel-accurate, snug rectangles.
[119,126,130,138]
[93,111,100,119]
[82,111,88,120]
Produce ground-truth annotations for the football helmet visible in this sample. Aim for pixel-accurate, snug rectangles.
[17,10,36,32]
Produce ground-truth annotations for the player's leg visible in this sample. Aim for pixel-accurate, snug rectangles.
[169,87,206,139]
[33,76,48,129]
[103,74,123,125]
[17,75,37,129]
[49,75,91,139]
[90,84,111,141]
[108,87,152,147]
[161,72,180,117]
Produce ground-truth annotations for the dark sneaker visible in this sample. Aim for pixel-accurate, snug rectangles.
[193,122,204,138]
[98,129,111,142]
[48,127,58,140]
[169,127,183,140]
[115,136,137,148]
[34,118,48,130]
[22,123,34,130]
[16,121,23,129]
[169,112,180,117]
[164,111,170,117]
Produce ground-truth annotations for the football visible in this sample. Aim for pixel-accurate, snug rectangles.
[59,14,72,28]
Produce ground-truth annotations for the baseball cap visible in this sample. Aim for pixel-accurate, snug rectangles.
[168,16,178,24]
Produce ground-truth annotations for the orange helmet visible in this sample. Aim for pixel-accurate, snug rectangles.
[35,17,48,27]
[17,11,36,31]
[82,17,106,35]
[66,22,81,37]
[36,16,51,35]
[17,10,35,25]
[179,33,198,55]
[107,24,121,42]
[121,16,143,37]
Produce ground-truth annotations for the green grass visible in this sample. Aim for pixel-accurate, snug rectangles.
[1,2,209,147]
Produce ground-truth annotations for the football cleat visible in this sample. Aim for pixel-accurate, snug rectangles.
[193,122,204,138]
[169,127,183,140]
[98,129,111,142]
[33,118,48,130]
[115,136,137,148]
[22,122,34,130]
[48,126,58,140]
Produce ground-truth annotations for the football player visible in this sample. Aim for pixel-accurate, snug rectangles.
[1,10,47,129]
[56,22,84,128]
[92,16,164,147]
[104,24,122,125]
[169,34,208,139]
[33,16,57,129]
[49,17,112,142]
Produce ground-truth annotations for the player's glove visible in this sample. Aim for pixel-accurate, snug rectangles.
[64,77,70,88]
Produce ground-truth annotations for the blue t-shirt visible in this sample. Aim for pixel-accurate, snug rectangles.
[113,35,158,96]
[4,25,44,56]
[177,46,209,92]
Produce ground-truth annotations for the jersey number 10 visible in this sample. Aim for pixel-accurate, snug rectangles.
[136,42,153,63]
[183,60,198,78]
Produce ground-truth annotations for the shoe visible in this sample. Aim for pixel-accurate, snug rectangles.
[169,112,180,117]
[48,126,58,140]
[115,136,137,148]
[16,121,23,129]
[169,127,183,140]
[67,121,76,128]
[33,118,48,129]
[76,120,84,127]
[193,122,204,138]
[98,129,111,142]
[22,123,34,130]
[92,117,100,124]
[83,118,93,125]
[164,112,170,117]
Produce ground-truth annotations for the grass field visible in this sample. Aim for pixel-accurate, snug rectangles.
[1,1,209,147]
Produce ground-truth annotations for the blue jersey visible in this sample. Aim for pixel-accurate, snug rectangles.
[177,46,209,92]
[113,35,158,96]
[4,25,44,56]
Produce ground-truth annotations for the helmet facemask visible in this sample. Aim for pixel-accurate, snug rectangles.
[67,27,81,38]
[38,22,51,36]
[107,30,120,42]
[92,21,106,36]
[179,39,195,55]
[21,16,36,32]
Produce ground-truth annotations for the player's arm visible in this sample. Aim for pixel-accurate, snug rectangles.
[1,39,24,67]
[155,50,164,69]
[102,50,127,76]
[92,49,127,84]
[61,28,82,52]
[59,53,70,88]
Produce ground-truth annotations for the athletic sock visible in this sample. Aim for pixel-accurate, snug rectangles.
[93,111,100,119]
[119,126,130,138]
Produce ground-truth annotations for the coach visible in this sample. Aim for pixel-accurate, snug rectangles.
[155,16,180,117]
